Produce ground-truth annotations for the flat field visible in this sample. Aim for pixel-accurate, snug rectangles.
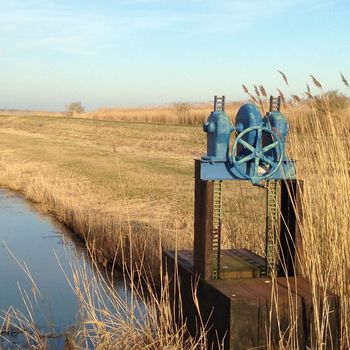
[0,102,349,348]
[0,112,268,266]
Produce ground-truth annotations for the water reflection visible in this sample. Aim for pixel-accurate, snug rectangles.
[0,189,134,349]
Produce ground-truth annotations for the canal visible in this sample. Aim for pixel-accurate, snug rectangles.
[0,189,132,349]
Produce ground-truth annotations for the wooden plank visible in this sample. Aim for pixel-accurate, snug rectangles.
[208,278,260,301]
[166,250,194,272]
[229,279,300,349]
[288,276,338,298]
[194,159,214,280]
[277,277,340,349]
[230,299,261,349]
[277,276,313,297]
[279,179,304,276]
[220,252,255,279]
[163,250,340,350]
[164,249,231,349]
[176,248,266,280]
[224,249,264,278]
[236,248,266,267]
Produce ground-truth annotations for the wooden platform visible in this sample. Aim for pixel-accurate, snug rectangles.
[179,248,265,279]
[164,249,340,350]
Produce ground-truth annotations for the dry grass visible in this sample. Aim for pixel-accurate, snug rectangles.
[59,244,210,350]
[288,111,350,349]
[0,113,267,274]
[0,110,67,118]
[0,86,349,348]
[79,102,241,126]
[1,238,210,349]
[0,102,242,127]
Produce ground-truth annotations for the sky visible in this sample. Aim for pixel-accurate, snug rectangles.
[0,0,349,111]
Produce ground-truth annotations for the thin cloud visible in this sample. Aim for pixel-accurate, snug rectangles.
[0,5,114,56]
[0,0,336,56]
[0,0,334,33]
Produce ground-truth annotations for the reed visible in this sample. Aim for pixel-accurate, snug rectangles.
[1,235,211,349]
[78,103,241,126]
[0,74,349,348]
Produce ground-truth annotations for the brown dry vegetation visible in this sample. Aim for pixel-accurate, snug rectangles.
[79,102,241,126]
[0,110,67,118]
[0,88,349,348]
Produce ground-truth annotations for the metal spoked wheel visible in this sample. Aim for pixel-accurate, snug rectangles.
[231,126,284,184]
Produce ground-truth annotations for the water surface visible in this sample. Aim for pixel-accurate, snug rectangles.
[0,189,128,348]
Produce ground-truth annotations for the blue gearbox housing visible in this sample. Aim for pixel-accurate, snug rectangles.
[203,110,234,162]
[201,98,295,186]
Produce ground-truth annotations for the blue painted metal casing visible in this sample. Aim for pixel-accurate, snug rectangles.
[235,104,263,145]
[203,111,234,162]
[200,160,296,181]
[200,98,296,186]
[265,112,289,139]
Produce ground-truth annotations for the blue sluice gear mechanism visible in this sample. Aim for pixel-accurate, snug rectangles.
[201,96,295,186]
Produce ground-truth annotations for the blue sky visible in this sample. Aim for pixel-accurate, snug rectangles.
[0,0,349,111]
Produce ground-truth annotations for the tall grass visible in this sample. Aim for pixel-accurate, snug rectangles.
[79,103,241,126]
[1,236,211,350]
[289,109,350,349]
[0,75,349,348]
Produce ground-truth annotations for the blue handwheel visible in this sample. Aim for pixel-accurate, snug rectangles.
[231,126,284,184]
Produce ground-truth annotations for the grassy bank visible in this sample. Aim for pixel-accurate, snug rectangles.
[0,101,349,348]
[0,113,270,271]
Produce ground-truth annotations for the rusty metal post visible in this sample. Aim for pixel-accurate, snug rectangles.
[194,159,214,280]
[279,179,304,276]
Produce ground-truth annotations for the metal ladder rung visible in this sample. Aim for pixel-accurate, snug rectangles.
[214,96,225,112]
[264,180,280,277]
[269,96,281,112]
[211,181,222,279]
